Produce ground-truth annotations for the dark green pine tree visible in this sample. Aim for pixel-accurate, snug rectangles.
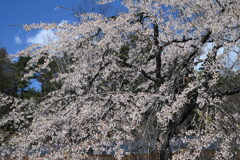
[0,48,16,96]
[0,47,41,98]
[13,56,41,98]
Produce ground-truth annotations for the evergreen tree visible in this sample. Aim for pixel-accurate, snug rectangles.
[0,48,15,95]
[13,56,31,98]
[0,48,41,98]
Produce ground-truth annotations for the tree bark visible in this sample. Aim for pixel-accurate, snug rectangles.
[153,23,162,88]
[157,131,172,160]
[157,91,198,160]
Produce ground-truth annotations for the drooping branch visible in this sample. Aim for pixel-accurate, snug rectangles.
[221,87,240,96]
[88,61,111,91]
[214,104,238,124]
[212,87,240,98]
[77,28,102,48]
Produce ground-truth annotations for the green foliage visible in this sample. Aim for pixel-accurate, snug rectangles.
[0,47,65,100]
[0,47,41,98]
[0,48,15,95]
[13,56,32,98]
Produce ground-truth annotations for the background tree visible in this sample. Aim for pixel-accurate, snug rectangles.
[33,52,67,96]
[0,48,15,96]
[0,48,41,98]
[12,56,39,98]
[0,0,239,160]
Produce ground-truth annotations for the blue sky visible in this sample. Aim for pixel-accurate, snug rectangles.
[0,0,83,54]
[0,0,125,54]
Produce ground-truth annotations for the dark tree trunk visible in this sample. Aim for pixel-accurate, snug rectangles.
[157,91,198,160]
[153,23,162,88]
[157,131,172,160]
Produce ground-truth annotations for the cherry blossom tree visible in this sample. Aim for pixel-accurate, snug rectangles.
[1,0,240,159]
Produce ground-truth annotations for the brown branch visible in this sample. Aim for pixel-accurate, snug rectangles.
[162,37,194,47]
[213,87,240,98]
[181,30,212,69]
[170,90,199,131]
[88,61,111,91]
[215,0,226,12]
[141,69,157,82]
[77,28,102,48]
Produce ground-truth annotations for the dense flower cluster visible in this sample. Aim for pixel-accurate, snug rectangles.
[0,0,239,159]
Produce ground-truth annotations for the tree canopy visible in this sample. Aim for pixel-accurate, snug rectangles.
[0,0,240,159]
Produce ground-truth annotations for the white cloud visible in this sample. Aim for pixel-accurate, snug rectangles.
[26,20,69,45]
[14,36,22,44]
[58,20,68,26]
[27,29,57,45]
